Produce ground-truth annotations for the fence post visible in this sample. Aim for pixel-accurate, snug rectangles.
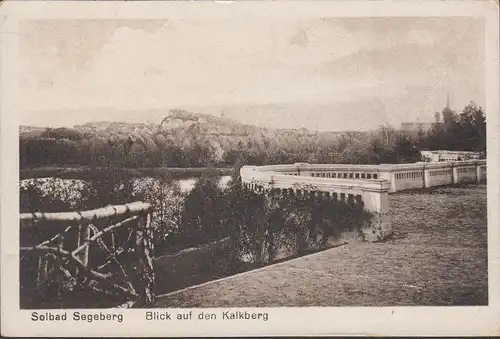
[76,222,90,277]
[36,255,49,286]
[135,211,155,306]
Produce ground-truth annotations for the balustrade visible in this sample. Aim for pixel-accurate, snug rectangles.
[241,159,486,242]
[243,160,485,193]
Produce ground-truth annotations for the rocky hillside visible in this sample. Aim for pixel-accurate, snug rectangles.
[65,109,320,138]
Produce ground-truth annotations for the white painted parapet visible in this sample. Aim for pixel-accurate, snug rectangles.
[381,163,426,192]
[242,160,486,193]
[240,168,392,242]
[424,162,454,187]
[453,160,480,184]
[240,159,486,242]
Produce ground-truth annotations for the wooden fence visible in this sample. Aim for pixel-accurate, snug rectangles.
[19,202,155,308]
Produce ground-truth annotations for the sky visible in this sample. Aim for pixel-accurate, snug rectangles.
[18,17,485,131]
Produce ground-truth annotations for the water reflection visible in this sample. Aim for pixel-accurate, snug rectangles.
[20,175,232,206]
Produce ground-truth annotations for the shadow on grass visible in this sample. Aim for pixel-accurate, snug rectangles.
[154,239,348,297]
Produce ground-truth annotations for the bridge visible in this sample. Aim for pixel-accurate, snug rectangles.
[240,159,487,242]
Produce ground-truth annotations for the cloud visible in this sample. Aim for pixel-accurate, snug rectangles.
[19,17,484,130]
[19,19,393,107]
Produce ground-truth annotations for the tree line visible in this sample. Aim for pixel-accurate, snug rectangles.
[20,102,486,169]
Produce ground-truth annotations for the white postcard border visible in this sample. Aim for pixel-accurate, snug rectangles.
[1,0,499,336]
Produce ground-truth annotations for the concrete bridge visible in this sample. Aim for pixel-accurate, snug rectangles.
[240,159,487,242]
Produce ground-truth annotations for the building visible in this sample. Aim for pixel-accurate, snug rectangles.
[420,150,482,163]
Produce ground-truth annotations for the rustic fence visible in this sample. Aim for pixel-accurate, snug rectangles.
[19,202,155,309]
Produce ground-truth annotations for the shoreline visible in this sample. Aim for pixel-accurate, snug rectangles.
[20,166,234,180]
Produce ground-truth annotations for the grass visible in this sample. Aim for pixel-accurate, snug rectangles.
[155,184,488,307]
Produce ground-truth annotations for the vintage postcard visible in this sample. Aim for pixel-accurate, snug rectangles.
[1,0,499,336]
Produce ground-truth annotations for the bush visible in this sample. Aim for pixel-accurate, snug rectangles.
[223,169,373,265]
[134,176,184,255]
[178,170,229,247]
[79,169,138,209]
[20,178,86,213]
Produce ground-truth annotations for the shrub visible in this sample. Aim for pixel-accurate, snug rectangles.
[134,176,184,255]
[79,169,137,209]
[20,178,86,213]
[224,169,373,265]
[178,170,229,247]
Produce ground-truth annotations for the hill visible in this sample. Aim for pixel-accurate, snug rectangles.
[71,109,269,138]
[68,109,336,138]
[19,108,360,169]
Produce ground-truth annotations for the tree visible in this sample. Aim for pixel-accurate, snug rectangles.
[394,133,420,163]
[459,101,486,152]
[179,172,227,246]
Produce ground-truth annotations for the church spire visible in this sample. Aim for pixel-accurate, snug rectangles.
[442,90,454,132]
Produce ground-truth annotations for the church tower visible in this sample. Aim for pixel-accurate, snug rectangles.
[442,91,454,132]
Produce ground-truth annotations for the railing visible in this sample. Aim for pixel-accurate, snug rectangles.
[241,170,389,212]
[242,160,486,193]
[241,168,391,242]
[20,202,154,308]
[241,160,486,242]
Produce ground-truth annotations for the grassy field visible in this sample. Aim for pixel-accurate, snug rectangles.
[155,184,488,307]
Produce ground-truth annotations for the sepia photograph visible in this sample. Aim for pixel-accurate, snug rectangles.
[1,0,499,336]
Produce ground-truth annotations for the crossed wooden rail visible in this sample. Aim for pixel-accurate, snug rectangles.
[20,202,155,308]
